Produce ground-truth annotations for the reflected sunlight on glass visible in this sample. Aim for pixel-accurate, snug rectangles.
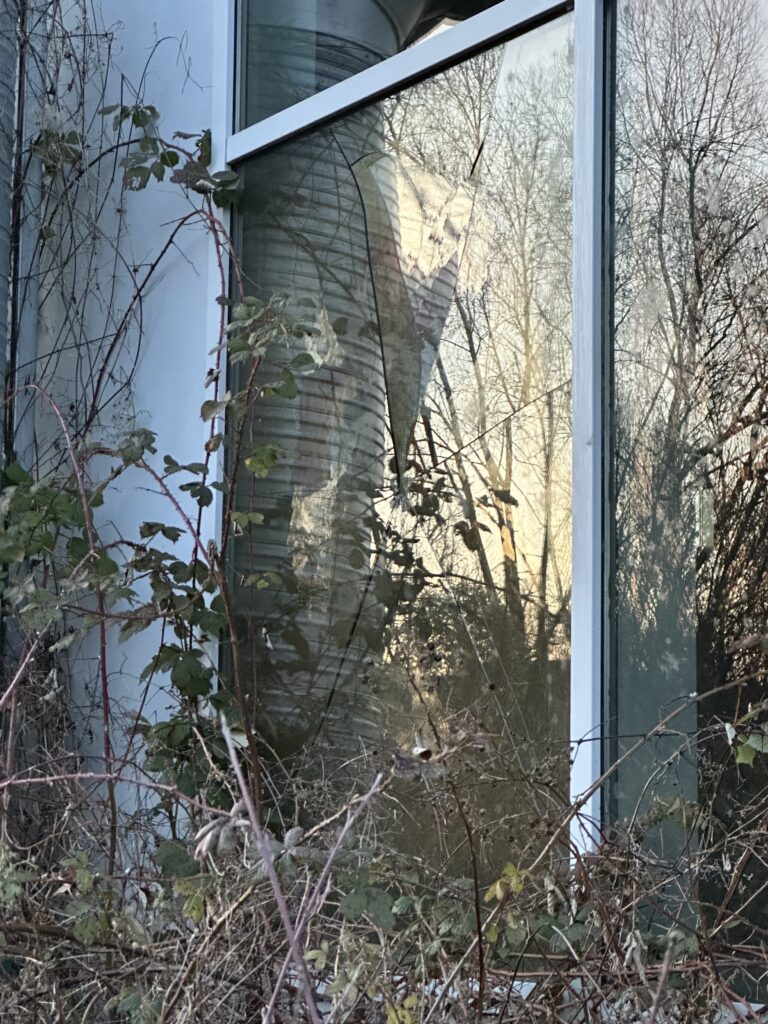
[232,16,573,877]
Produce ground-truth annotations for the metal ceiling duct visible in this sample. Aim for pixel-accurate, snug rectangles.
[240,0,498,124]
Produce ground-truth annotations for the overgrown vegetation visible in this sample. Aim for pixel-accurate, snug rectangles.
[3,1,768,1022]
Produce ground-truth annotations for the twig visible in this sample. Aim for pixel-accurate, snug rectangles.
[220,718,323,1024]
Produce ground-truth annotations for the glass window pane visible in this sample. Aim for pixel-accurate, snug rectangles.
[611,0,768,975]
[237,0,507,128]
[231,15,573,876]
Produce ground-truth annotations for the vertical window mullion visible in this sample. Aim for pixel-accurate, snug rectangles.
[570,0,605,842]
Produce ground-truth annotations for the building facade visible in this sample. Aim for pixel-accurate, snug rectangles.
[3,0,768,992]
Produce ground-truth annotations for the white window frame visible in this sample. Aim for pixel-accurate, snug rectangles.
[210,0,606,840]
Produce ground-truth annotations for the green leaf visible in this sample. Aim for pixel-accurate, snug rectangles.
[156,841,198,879]
[276,367,297,399]
[73,913,110,944]
[3,462,32,485]
[68,536,91,563]
[125,165,151,190]
[743,730,768,753]
[339,887,395,931]
[201,393,231,422]
[231,511,264,528]
[244,443,278,477]
[119,429,157,464]
[140,521,184,542]
[48,633,77,653]
[392,895,415,916]
[143,753,170,773]
[96,552,119,577]
[242,570,282,590]
[197,129,212,167]
[291,352,317,371]
[212,170,239,185]
[131,107,152,128]
[339,890,368,920]
[167,650,213,698]
[183,888,206,923]
[736,742,757,766]
[178,482,213,508]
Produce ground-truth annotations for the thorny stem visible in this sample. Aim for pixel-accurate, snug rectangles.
[25,384,119,881]
[221,719,323,1024]
[137,457,264,817]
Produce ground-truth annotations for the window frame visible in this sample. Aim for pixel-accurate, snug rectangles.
[212,0,607,840]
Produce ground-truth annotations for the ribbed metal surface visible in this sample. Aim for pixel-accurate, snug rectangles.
[235,109,399,755]
[234,0,504,762]
[240,0,498,125]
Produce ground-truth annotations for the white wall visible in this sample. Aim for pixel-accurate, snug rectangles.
[66,1,226,786]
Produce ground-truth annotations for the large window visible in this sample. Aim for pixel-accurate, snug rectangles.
[226,6,579,876]
[216,0,768,978]
[609,0,768,975]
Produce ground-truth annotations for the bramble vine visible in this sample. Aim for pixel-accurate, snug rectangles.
[3,2,768,1023]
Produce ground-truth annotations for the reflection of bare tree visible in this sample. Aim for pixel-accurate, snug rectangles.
[613,0,768,971]
[398,44,573,717]
[234,21,574,875]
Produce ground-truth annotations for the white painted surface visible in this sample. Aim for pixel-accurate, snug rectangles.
[68,2,220,768]
[570,0,604,842]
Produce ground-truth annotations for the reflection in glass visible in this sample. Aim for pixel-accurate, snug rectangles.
[237,0,505,128]
[232,17,573,877]
[611,0,768,977]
